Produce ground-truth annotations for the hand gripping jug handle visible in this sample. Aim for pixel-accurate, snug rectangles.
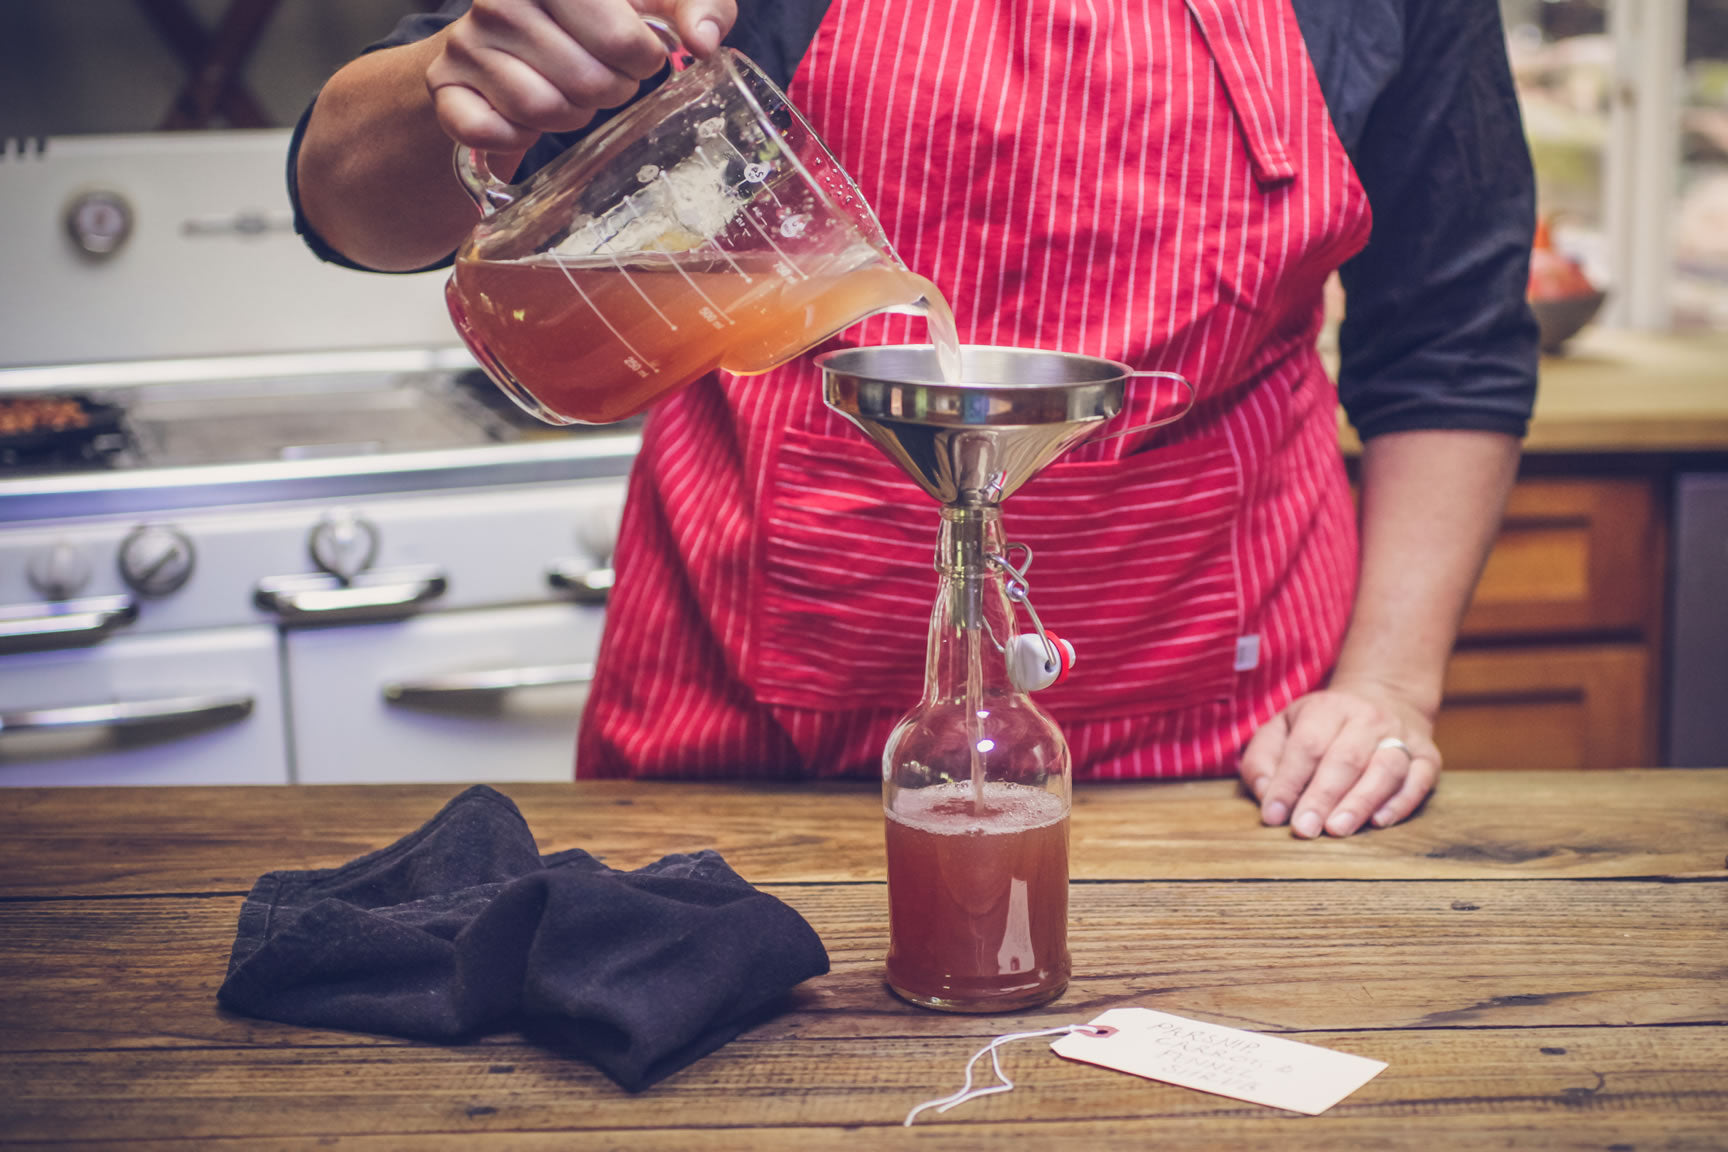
[453,16,691,216]
[442,20,926,427]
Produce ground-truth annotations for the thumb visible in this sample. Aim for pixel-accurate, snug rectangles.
[674,0,734,57]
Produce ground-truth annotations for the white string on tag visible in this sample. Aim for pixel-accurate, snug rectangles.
[904,1024,1113,1126]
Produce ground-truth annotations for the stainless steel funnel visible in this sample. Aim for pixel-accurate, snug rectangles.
[817,345,1138,507]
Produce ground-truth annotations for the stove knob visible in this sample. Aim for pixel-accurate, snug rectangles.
[27,540,93,601]
[118,524,196,596]
[64,188,135,260]
[309,510,379,582]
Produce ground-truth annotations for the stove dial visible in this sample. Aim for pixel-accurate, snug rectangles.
[310,510,379,583]
[65,188,135,260]
[119,524,196,596]
[27,540,93,601]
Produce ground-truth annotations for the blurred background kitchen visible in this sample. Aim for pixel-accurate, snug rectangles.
[0,0,1723,786]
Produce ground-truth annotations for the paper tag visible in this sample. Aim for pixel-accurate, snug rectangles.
[1050,1008,1386,1115]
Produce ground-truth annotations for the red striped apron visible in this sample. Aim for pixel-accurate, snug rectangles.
[576,0,1373,780]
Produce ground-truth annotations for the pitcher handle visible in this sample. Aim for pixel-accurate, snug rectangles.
[452,15,692,216]
[640,15,694,68]
[1089,371,1195,443]
[453,147,515,215]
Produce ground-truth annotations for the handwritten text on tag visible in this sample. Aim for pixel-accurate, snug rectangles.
[1049,1007,1387,1115]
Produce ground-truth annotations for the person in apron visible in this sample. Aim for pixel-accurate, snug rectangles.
[291,0,1538,838]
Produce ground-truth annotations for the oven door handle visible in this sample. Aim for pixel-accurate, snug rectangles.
[0,595,139,655]
[383,662,595,705]
[255,567,448,624]
[0,692,253,736]
[547,560,614,604]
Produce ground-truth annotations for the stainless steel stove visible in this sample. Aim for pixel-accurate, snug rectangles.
[0,130,639,787]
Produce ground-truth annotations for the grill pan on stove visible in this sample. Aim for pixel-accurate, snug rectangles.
[0,395,129,468]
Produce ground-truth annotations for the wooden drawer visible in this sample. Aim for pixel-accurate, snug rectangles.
[1435,644,1652,771]
[1458,477,1661,639]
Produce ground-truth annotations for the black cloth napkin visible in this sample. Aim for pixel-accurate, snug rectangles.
[217,785,829,1091]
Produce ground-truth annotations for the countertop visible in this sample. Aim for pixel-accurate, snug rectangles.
[2,770,1724,1148]
[1338,326,1728,456]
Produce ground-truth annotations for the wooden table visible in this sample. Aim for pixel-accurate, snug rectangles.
[2,771,1724,1149]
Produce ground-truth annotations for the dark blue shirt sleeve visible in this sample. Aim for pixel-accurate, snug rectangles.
[286,0,583,274]
[1330,0,1541,440]
[284,4,469,274]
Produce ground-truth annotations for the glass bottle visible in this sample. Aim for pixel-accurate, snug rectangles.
[882,505,1072,1012]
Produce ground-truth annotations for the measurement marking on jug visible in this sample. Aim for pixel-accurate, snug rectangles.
[672,155,757,286]
[740,208,808,281]
[691,144,805,279]
[546,249,658,378]
[708,138,793,215]
[700,234,753,285]
[645,171,737,327]
[594,214,681,333]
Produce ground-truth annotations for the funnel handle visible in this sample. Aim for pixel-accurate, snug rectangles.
[1090,370,1195,443]
[452,15,692,217]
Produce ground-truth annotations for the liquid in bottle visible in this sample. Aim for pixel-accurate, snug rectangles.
[885,780,1071,1012]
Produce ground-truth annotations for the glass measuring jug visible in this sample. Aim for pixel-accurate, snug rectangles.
[444,21,946,426]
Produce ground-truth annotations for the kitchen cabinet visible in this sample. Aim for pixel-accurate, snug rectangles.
[287,602,604,784]
[0,473,630,788]
[1344,328,1728,771]
[1439,643,1651,771]
[1440,475,1663,770]
[1668,473,1728,765]
[0,625,289,786]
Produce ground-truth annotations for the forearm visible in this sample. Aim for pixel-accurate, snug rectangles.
[1331,428,1522,715]
[296,32,522,273]
[294,1,736,273]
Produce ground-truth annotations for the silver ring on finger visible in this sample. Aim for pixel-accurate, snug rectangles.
[1375,736,1413,758]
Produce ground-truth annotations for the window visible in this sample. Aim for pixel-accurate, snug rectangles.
[1504,0,1728,331]
[1676,0,1728,329]
[0,1,425,137]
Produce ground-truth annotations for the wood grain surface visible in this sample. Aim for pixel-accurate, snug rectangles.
[2,770,1723,895]
[1,772,1724,1149]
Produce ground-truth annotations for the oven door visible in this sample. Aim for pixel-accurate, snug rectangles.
[0,625,288,786]
[285,601,604,784]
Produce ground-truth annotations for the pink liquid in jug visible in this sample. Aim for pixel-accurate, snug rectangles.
[449,251,959,425]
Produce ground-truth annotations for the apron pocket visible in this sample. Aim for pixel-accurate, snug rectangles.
[1003,433,1246,719]
[749,425,940,712]
[750,424,1246,721]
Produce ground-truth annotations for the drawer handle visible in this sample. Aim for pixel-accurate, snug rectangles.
[0,693,253,737]
[0,595,138,654]
[383,662,595,705]
[255,567,447,624]
[548,560,614,604]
